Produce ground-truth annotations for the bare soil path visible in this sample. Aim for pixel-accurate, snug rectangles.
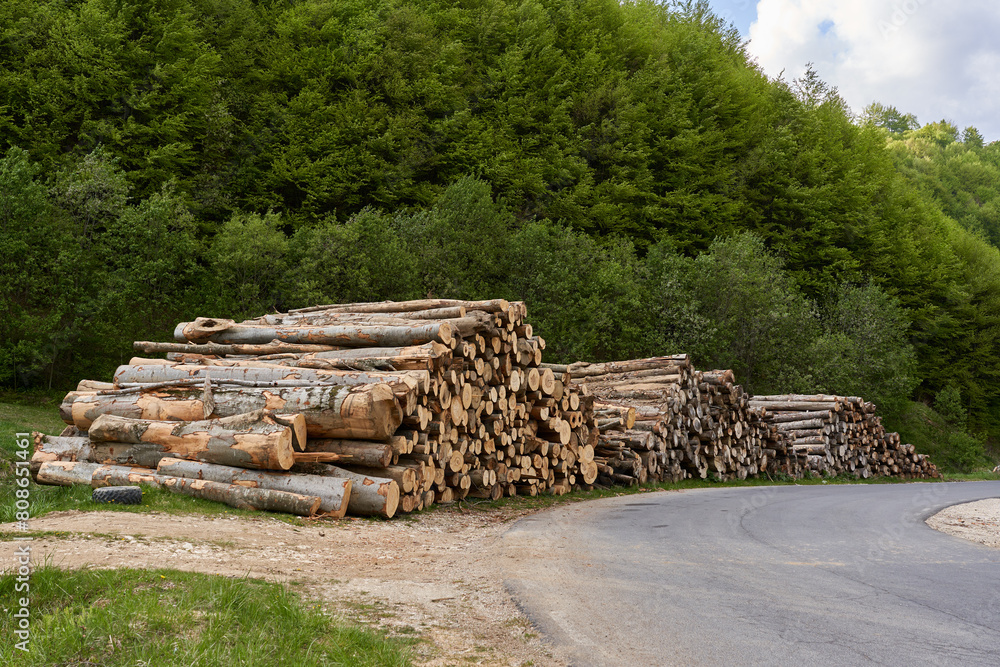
[1,505,570,667]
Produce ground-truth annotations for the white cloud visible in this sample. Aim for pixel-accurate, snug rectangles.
[746,0,1000,140]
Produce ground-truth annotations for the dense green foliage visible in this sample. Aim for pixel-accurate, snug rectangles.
[1,0,997,464]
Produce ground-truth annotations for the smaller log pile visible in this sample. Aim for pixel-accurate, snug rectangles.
[748,395,939,479]
[553,358,805,485]
[543,355,705,485]
[696,371,804,481]
[552,360,936,484]
[34,299,602,517]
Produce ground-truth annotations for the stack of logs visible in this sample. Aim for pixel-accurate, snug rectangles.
[548,358,937,484]
[32,299,601,517]
[544,357,804,485]
[748,395,938,478]
[31,301,939,518]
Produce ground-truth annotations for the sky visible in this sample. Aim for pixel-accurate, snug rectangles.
[705,0,1000,142]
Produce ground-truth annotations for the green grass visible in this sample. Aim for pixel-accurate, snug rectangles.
[0,392,67,436]
[939,472,1000,482]
[0,566,412,666]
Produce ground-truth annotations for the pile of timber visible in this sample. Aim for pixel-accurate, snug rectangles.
[34,299,600,517]
[696,370,804,480]
[749,395,939,479]
[549,359,937,483]
[548,358,804,485]
[540,355,692,486]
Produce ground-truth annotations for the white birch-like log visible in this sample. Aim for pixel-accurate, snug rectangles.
[133,341,342,356]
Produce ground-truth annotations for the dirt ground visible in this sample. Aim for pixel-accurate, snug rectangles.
[0,505,571,667]
[927,497,1000,549]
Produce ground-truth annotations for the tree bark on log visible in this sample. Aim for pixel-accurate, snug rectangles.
[88,411,296,470]
[247,312,495,338]
[90,464,322,516]
[134,341,342,356]
[77,380,116,391]
[540,356,689,378]
[236,342,453,372]
[35,461,101,486]
[753,394,862,405]
[300,464,400,518]
[31,433,93,465]
[115,362,426,408]
[583,374,684,389]
[282,305,467,321]
[124,358,430,389]
[766,410,836,423]
[63,383,402,440]
[173,318,454,348]
[304,439,395,467]
[747,400,844,412]
[339,464,417,493]
[155,458,351,517]
[292,298,511,315]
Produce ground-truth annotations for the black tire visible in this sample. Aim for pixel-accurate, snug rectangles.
[92,486,143,505]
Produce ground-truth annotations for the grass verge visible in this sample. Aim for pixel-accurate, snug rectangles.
[0,566,411,666]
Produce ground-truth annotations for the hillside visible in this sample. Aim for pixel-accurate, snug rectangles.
[1,0,997,465]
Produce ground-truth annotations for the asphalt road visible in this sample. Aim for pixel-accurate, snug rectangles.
[502,481,1000,666]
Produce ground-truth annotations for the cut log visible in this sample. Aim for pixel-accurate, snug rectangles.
[88,411,296,470]
[90,464,322,516]
[293,298,510,315]
[63,383,402,440]
[173,318,454,348]
[305,439,394,467]
[77,380,115,391]
[747,400,844,412]
[155,458,352,517]
[309,305,466,320]
[122,359,429,391]
[31,433,93,465]
[313,465,400,517]
[269,413,307,451]
[34,461,101,486]
[542,356,690,378]
[339,464,417,494]
[134,341,342,356]
[774,418,828,431]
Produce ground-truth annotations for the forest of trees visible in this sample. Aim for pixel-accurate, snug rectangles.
[1,0,997,469]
